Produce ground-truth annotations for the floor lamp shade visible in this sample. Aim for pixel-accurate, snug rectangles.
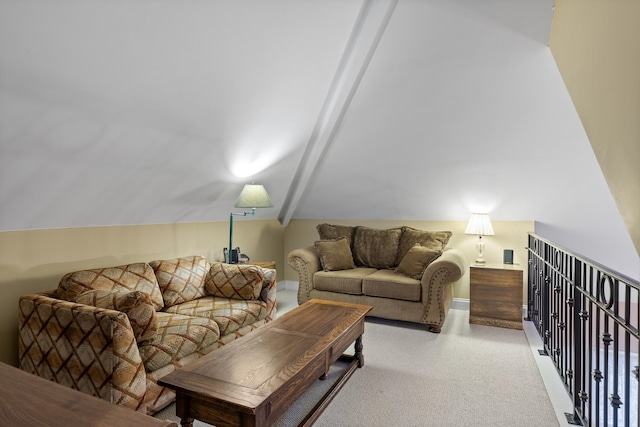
[227,183,273,264]
[464,213,494,264]
[235,184,273,209]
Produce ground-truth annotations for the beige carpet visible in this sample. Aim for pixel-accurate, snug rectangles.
[154,309,559,426]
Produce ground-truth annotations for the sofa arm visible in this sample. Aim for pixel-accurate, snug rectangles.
[420,249,468,332]
[18,291,147,412]
[287,246,321,304]
[260,268,277,321]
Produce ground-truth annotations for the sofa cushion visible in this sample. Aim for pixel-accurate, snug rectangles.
[57,263,164,310]
[75,289,158,343]
[138,312,220,373]
[149,256,210,307]
[362,269,422,302]
[315,237,356,271]
[352,226,402,269]
[205,263,264,300]
[162,296,269,336]
[397,227,452,263]
[316,223,356,247]
[314,267,377,295]
[396,244,443,280]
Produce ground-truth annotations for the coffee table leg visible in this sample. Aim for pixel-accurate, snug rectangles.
[355,335,364,368]
[175,394,194,427]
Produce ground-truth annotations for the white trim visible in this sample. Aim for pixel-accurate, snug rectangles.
[278,280,299,292]
[451,298,469,310]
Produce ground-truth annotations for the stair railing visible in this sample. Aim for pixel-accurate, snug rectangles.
[527,233,638,427]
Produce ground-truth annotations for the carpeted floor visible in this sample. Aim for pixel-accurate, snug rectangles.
[154,292,559,426]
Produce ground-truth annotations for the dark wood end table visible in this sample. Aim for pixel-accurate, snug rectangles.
[470,264,524,329]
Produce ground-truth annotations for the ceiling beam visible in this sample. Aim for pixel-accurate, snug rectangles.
[278,0,398,226]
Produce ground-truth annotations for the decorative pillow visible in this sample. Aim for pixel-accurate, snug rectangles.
[316,223,356,247]
[57,262,164,310]
[315,237,356,271]
[397,227,452,264]
[75,289,158,342]
[352,226,402,269]
[396,244,443,280]
[149,256,211,307]
[205,263,264,300]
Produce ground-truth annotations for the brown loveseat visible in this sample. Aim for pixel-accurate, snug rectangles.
[288,224,467,332]
[18,256,276,415]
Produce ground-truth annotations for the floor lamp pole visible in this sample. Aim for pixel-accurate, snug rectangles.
[227,209,255,263]
[228,212,234,263]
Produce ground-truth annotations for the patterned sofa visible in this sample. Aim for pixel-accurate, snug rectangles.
[18,256,276,415]
[288,224,467,333]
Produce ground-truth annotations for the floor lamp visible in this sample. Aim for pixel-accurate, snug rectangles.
[226,183,273,264]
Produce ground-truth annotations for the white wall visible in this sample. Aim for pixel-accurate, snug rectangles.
[1,1,636,279]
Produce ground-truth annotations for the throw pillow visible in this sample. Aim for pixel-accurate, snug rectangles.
[75,289,158,343]
[316,223,356,247]
[315,237,356,271]
[57,262,164,310]
[352,226,402,269]
[149,256,211,307]
[396,244,443,280]
[397,227,452,264]
[205,263,264,300]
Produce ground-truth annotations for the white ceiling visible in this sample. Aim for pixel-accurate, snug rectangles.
[0,0,637,277]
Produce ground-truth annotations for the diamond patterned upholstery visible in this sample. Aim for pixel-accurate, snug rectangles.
[18,259,277,416]
[162,267,277,336]
[75,289,158,342]
[139,312,220,372]
[18,291,147,411]
[162,296,267,336]
[57,262,164,310]
[205,262,264,300]
[149,256,210,307]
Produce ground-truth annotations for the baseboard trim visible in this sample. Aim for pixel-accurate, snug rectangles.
[451,298,469,310]
[278,280,299,292]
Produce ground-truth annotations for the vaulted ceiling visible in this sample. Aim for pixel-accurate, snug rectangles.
[0,0,637,277]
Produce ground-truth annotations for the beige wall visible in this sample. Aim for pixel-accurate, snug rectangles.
[283,219,534,300]
[550,0,640,257]
[0,219,284,366]
[1,218,533,367]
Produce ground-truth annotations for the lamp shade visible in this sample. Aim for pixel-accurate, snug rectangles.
[234,184,273,209]
[464,213,495,236]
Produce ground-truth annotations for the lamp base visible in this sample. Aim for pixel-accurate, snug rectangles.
[224,248,240,264]
[475,236,486,265]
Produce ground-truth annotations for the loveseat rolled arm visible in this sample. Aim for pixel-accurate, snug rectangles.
[287,246,321,304]
[18,291,148,412]
[421,249,468,333]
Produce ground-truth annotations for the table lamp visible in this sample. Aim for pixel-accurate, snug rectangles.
[464,213,494,264]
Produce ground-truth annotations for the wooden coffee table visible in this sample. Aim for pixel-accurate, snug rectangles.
[158,299,372,427]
